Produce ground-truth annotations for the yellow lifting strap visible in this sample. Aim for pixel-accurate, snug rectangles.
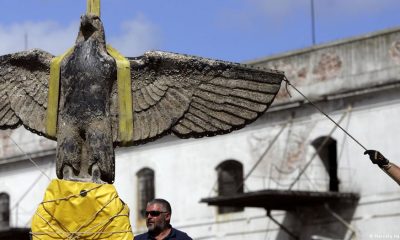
[106,45,134,144]
[31,179,134,240]
[87,0,101,17]
[46,48,74,138]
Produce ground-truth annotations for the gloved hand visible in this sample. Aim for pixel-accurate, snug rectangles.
[364,150,389,167]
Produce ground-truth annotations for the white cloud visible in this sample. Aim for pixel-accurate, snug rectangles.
[108,14,160,57]
[0,21,78,55]
[0,15,160,58]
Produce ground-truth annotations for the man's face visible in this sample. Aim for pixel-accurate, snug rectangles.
[145,203,170,233]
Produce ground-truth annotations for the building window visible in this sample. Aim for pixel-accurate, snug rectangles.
[0,193,10,230]
[216,160,244,214]
[137,168,155,219]
[311,137,339,192]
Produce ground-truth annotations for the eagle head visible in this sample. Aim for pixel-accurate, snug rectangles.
[76,14,106,46]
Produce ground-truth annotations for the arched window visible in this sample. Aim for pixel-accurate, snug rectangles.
[311,137,339,192]
[216,160,244,214]
[137,168,155,219]
[0,193,10,230]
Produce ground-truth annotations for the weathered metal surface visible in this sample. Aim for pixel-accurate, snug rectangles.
[0,14,284,183]
[57,15,116,183]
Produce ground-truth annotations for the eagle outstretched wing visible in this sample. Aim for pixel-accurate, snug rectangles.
[0,50,283,145]
[0,49,53,137]
[112,51,284,145]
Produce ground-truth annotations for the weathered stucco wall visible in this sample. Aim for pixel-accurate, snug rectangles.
[0,128,55,163]
[249,28,400,105]
[113,85,400,239]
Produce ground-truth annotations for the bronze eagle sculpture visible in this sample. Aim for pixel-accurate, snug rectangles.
[0,14,284,184]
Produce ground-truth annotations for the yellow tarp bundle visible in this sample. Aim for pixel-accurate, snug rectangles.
[31,179,134,240]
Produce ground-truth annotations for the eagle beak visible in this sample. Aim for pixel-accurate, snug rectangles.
[80,14,98,40]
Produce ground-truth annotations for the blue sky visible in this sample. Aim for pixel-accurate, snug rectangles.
[0,0,400,62]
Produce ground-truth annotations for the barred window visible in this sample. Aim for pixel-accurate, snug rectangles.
[216,160,244,214]
[0,193,10,230]
[137,168,155,219]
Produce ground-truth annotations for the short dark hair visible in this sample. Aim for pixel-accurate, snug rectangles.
[148,198,172,214]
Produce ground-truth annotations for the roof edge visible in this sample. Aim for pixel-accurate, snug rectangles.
[246,26,400,64]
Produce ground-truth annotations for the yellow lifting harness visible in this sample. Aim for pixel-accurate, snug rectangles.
[46,48,74,138]
[39,1,135,239]
[87,0,101,17]
[31,179,134,239]
[106,45,134,143]
[46,0,134,144]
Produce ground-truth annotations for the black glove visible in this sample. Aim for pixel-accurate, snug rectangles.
[364,150,389,167]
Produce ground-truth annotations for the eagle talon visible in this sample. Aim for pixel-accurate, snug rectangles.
[91,164,104,184]
[62,165,74,181]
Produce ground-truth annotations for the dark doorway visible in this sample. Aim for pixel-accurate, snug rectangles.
[216,160,244,214]
[0,193,9,231]
[311,137,339,192]
[137,168,155,219]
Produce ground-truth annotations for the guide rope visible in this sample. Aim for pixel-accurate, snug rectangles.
[271,119,318,188]
[283,77,367,151]
[288,107,351,190]
[236,121,290,193]
[8,136,51,181]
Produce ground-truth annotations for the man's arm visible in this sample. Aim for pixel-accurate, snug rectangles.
[364,150,400,185]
